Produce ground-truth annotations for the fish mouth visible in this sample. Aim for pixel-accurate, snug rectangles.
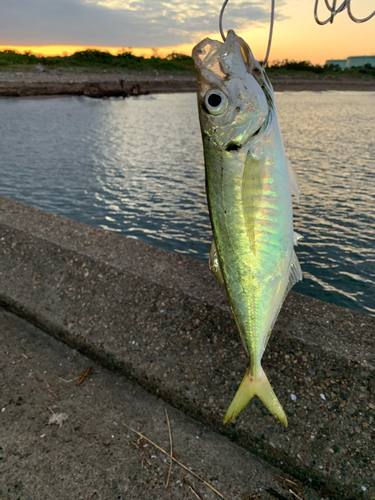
[224,124,264,152]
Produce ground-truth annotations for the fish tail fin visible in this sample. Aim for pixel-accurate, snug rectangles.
[223,366,288,426]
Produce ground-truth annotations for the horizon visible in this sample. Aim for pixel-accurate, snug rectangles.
[0,43,374,67]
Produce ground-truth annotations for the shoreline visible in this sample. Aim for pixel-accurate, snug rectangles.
[0,71,374,97]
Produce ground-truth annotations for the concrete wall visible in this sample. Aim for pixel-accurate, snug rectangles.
[1,195,374,499]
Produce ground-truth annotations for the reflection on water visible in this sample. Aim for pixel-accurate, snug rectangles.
[0,92,374,315]
[278,92,375,316]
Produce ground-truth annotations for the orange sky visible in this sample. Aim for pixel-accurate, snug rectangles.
[0,1,374,64]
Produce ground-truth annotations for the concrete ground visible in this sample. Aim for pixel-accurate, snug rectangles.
[1,196,375,498]
[0,309,321,500]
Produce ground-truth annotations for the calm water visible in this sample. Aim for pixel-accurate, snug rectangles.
[0,92,374,315]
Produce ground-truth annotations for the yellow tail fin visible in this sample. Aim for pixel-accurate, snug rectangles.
[223,366,288,426]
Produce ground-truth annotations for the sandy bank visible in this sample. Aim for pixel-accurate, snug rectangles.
[0,70,374,97]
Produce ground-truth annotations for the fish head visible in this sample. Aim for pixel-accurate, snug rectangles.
[192,30,274,151]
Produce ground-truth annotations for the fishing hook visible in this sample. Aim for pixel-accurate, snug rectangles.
[314,0,375,24]
[219,0,275,66]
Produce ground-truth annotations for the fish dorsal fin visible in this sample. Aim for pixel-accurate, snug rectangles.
[286,250,303,295]
[209,238,224,286]
[286,157,300,204]
[294,231,303,245]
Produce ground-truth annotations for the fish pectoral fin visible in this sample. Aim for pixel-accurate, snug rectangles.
[287,157,300,204]
[286,250,303,295]
[224,366,287,426]
[209,238,224,286]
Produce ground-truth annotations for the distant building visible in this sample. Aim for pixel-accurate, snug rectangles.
[325,55,375,69]
[346,56,375,68]
[326,59,346,70]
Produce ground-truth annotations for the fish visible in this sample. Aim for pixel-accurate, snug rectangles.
[192,30,302,426]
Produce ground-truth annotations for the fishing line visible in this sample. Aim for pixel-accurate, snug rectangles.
[219,0,230,41]
[219,0,374,64]
[219,0,275,66]
[262,0,275,66]
[314,0,375,24]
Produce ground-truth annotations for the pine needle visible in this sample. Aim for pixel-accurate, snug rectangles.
[76,368,91,386]
[289,489,303,500]
[164,409,173,489]
[276,475,298,487]
[188,483,203,500]
[44,379,59,399]
[122,422,228,500]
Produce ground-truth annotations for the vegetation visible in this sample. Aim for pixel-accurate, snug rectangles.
[0,48,195,73]
[0,49,373,77]
[266,59,375,77]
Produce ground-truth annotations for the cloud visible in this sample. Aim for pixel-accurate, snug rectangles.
[0,0,287,47]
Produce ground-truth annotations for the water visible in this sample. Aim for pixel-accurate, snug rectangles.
[0,92,374,316]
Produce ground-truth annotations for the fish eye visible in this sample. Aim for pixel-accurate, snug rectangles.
[204,90,227,115]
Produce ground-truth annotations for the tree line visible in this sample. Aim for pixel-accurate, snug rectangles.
[0,49,374,76]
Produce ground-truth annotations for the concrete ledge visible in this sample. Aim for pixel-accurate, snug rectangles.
[1,196,374,499]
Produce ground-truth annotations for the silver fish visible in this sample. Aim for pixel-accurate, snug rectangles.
[193,30,302,426]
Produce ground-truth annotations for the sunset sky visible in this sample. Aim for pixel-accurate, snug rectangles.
[0,0,374,64]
